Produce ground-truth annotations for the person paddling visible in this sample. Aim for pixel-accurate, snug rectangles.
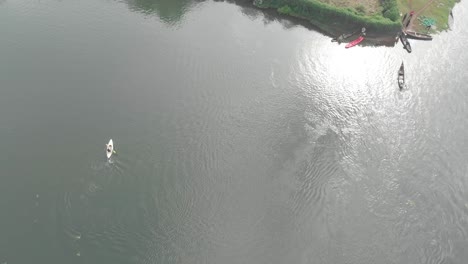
[106,144,116,154]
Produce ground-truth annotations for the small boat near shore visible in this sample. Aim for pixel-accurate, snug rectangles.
[402,12,412,29]
[404,30,433,41]
[331,33,352,43]
[331,29,359,43]
[345,36,364,48]
[398,62,405,90]
[399,33,412,53]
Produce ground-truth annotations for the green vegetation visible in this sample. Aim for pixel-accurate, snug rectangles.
[382,0,400,21]
[254,0,401,35]
[355,5,366,15]
[278,5,293,14]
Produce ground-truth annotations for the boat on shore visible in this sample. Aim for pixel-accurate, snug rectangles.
[404,30,433,40]
[331,32,352,43]
[402,12,412,29]
[398,62,405,90]
[331,29,360,43]
[345,36,364,48]
[399,33,412,53]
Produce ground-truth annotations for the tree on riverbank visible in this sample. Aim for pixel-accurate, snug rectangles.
[254,0,401,34]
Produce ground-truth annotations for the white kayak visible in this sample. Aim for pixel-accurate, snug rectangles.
[106,139,114,159]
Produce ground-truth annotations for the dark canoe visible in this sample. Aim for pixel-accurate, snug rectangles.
[402,13,412,29]
[332,33,353,43]
[331,29,360,43]
[404,30,433,41]
[398,62,405,90]
[399,33,412,53]
[341,33,353,39]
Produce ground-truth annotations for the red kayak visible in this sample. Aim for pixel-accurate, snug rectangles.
[345,36,364,48]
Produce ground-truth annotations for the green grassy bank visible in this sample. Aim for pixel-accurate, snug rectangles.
[253,0,402,36]
[397,0,459,32]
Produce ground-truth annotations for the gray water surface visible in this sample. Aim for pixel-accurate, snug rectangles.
[0,0,467,263]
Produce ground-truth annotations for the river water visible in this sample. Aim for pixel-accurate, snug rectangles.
[0,0,467,263]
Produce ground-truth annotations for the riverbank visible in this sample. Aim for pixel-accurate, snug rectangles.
[253,0,401,37]
[397,0,459,32]
[253,0,459,43]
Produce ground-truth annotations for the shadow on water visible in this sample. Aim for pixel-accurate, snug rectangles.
[122,0,273,25]
[122,0,330,33]
[123,0,195,25]
[123,0,395,46]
